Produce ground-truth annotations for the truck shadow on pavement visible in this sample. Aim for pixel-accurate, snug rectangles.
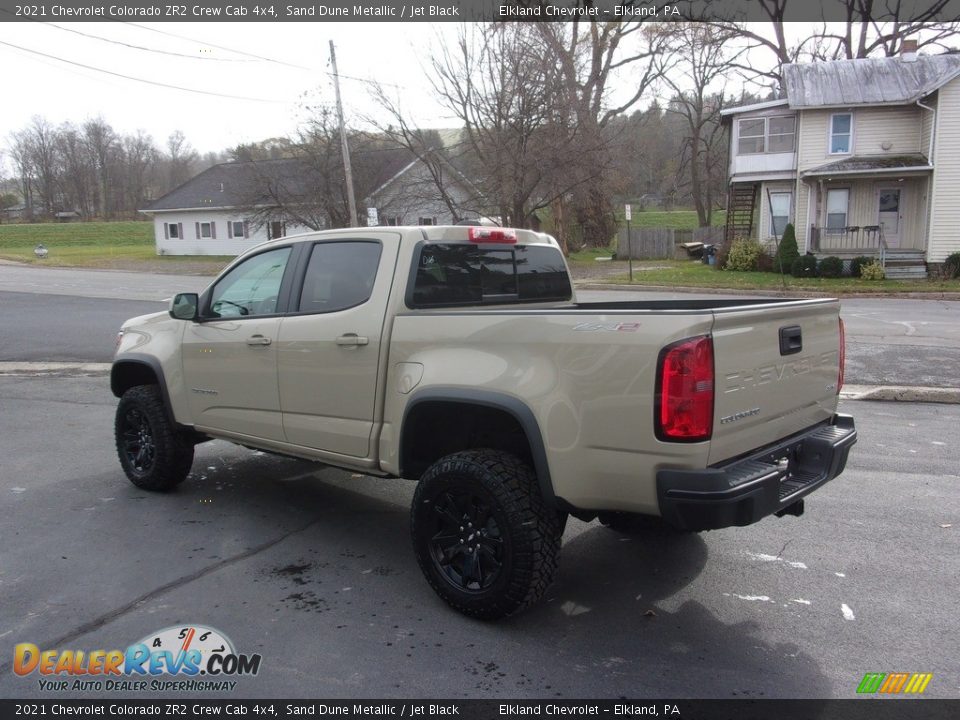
[0,448,829,699]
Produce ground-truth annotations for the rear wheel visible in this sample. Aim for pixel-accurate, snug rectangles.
[115,385,194,491]
[410,450,562,620]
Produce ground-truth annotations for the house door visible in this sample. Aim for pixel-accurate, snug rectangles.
[877,188,902,248]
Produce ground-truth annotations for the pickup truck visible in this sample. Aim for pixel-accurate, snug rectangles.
[112,225,857,619]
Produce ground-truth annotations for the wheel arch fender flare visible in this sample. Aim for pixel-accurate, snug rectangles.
[111,354,177,427]
[400,387,559,509]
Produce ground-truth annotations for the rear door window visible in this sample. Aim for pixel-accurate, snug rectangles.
[297,241,383,314]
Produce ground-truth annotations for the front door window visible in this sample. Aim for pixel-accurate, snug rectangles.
[878,189,902,248]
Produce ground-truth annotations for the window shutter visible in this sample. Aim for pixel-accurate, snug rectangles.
[178,223,183,240]
[227,221,233,239]
[195,222,200,240]
[243,221,249,238]
[163,223,169,240]
[211,222,216,240]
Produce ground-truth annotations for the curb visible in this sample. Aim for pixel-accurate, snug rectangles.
[0,362,111,376]
[0,364,956,404]
[840,384,960,404]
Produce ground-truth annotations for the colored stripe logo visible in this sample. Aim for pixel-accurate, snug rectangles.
[857,673,932,694]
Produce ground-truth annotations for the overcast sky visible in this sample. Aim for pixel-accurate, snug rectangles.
[0,22,467,161]
[0,21,841,170]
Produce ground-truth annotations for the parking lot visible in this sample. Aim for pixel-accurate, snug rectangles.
[1,266,958,699]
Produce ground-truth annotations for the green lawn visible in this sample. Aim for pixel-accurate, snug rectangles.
[595,260,960,294]
[0,221,231,273]
[618,209,726,230]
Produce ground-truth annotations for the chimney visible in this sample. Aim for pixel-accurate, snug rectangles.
[901,39,918,61]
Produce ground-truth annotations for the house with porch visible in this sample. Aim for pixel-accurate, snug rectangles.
[722,44,960,278]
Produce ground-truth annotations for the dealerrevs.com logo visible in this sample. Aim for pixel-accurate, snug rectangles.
[13,625,261,692]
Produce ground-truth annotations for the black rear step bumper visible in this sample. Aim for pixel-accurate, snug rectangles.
[657,414,857,532]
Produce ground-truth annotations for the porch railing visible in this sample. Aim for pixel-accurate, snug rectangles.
[809,225,885,254]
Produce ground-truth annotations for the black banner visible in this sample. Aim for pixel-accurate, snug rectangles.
[0,0,958,23]
[2,700,960,720]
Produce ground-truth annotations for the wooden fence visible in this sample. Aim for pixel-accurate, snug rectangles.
[616,226,724,259]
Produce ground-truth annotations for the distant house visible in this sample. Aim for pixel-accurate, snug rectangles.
[140,152,484,256]
[366,154,484,227]
[722,45,960,278]
[139,159,314,256]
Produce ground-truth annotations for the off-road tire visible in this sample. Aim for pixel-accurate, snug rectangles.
[410,450,563,620]
[115,385,194,491]
[598,511,694,536]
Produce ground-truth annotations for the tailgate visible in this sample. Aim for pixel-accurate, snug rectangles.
[709,299,841,465]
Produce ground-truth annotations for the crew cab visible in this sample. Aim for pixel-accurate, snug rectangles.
[112,226,856,618]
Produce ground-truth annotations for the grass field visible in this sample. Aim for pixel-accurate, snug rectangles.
[615,209,727,229]
[596,260,960,294]
[0,221,231,273]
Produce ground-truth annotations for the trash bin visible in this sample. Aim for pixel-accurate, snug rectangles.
[701,244,716,265]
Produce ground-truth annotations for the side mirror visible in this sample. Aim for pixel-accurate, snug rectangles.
[169,292,199,321]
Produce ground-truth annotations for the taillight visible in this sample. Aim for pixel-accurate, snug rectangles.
[468,226,517,244]
[838,318,845,393]
[656,335,714,442]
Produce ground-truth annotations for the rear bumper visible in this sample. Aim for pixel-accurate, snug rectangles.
[657,414,857,531]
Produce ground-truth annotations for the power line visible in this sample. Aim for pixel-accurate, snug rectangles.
[124,22,312,71]
[44,22,255,63]
[0,40,289,104]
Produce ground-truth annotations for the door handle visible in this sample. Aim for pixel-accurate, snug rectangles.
[336,333,369,347]
[246,335,272,346]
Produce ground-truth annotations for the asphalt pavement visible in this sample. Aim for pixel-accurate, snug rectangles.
[2,265,959,388]
[0,375,957,699]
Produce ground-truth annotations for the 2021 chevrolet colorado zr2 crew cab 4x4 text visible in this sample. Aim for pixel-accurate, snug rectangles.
[112,225,856,618]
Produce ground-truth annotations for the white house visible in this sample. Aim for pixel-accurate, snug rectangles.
[141,152,485,256]
[722,46,960,278]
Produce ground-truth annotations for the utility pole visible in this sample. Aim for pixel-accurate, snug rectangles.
[329,40,358,228]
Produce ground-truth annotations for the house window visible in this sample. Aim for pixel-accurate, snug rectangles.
[268,221,286,240]
[830,113,852,154]
[768,192,792,237]
[826,189,850,230]
[768,117,796,153]
[418,216,437,226]
[165,222,180,239]
[737,116,796,155]
[230,221,245,238]
[196,222,214,239]
[385,216,402,226]
[738,119,766,154]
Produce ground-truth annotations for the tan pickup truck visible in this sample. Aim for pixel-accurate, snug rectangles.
[112,225,856,618]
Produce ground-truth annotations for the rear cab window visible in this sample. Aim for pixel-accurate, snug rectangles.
[409,243,572,308]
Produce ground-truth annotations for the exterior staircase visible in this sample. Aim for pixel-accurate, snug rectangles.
[883,251,927,280]
[725,183,757,244]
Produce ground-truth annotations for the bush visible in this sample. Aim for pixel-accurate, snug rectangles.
[713,240,731,270]
[791,255,819,278]
[756,250,777,273]
[849,255,873,278]
[773,223,800,272]
[725,238,764,271]
[819,256,844,278]
[944,252,960,279]
[860,260,885,280]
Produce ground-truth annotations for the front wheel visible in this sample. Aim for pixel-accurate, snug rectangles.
[115,385,194,491]
[410,450,562,620]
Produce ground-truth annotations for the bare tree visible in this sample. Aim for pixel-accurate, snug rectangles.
[165,130,199,190]
[708,1,960,89]
[656,24,742,227]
